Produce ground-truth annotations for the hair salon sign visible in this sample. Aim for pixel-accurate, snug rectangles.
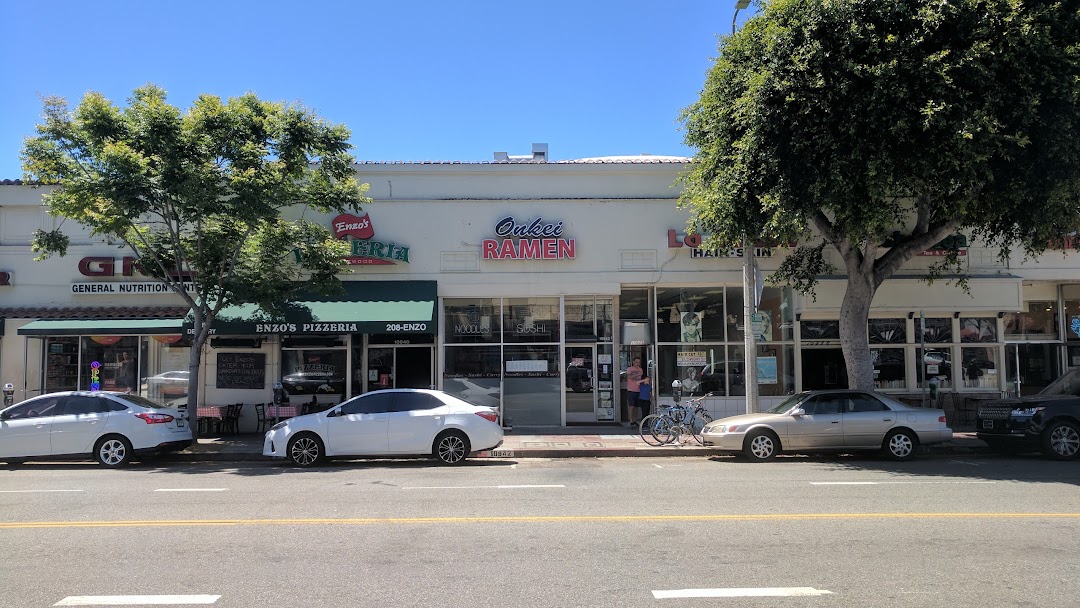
[482,216,575,260]
[331,213,411,265]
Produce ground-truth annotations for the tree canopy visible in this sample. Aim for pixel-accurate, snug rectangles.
[22,84,369,420]
[680,0,1080,390]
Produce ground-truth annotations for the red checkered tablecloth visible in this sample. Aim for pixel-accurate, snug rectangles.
[196,406,226,418]
[266,405,298,418]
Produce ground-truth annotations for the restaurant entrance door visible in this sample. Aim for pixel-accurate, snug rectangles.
[366,346,435,392]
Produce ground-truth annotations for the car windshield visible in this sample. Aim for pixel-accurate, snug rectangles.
[113,394,169,409]
[764,393,807,414]
[1039,368,1080,397]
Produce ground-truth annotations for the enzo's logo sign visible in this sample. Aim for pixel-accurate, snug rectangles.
[329,213,411,265]
[332,213,375,240]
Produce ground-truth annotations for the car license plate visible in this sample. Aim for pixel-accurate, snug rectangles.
[982,420,994,429]
[176,418,186,428]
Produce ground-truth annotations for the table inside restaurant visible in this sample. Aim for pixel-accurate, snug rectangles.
[196,405,227,419]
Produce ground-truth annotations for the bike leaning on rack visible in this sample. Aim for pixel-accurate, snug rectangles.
[639,392,714,446]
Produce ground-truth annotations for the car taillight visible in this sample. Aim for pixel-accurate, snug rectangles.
[135,412,174,424]
[475,411,499,424]
[938,415,947,423]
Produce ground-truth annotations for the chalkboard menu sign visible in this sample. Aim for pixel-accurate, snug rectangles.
[216,352,266,389]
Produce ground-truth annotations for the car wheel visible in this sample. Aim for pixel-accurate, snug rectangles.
[287,433,324,467]
[95,435,133,467]
[883,429,918,461]
[743,429,779,461]
[1042,421,1080,461]
[433,430,470,465]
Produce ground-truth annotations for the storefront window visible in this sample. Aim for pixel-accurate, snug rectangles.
[758,286,795,341]
[503,345,561,425]
[442,346,501,409]
[503,298,560,344]
[619,289,650,321]
[961,346,1000,389]
[960,318,998,343]
[597,298,614,341]
[280,348,347,402]
[799,320,840,341]
[917,347,954,389]
[444,298,500,344]
[918,318,953,343]
[729,344,796,396]
[868,319,906,344]
[81,336,140,393]
[1003,301,1058,340]
[656,345,725,397]
[565,298,595,341]
[656,288,725,343]
[44,337,80,392]
[1062,285,1079,342]
[872,348,906,390]
[725,288,745,342]
[145,336,191,403]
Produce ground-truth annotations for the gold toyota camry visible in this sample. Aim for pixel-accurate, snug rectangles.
[701,390,953,461]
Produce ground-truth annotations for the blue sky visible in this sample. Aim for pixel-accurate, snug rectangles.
[0,0,751,178]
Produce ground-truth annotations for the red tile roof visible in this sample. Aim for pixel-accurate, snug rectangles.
[0,307,189,319]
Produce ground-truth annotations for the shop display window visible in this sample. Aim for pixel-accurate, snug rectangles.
[729,344,796,396]
[872,348,906,390]
[656,288,725,343]
[757,286,795,341]
[918,318,953,343]
[442,346,501,409]
[44,337,80,392]
[961,346,1000,389]
[656,345,726,397]
[503,298,560,344]
[960,318,998,343]
[280,348,346,401]
[917,347,954,389]
[868,319,906,344]
[1003,301,1058,340]
[80,336,140,393]
[444,299,500,344]
[145,335,191,403]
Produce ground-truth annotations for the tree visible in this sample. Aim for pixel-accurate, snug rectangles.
[22,84,369,433]
[680,0,1080,390]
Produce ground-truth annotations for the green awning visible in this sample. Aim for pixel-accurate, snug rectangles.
[187,280,437,336]
[18,318,186,336]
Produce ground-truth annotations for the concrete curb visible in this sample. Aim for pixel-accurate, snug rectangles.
[158,442,991,463]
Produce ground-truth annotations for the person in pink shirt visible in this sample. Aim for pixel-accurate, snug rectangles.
[626,357,643,425]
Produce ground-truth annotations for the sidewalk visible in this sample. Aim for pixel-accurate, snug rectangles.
[163,425,990,462]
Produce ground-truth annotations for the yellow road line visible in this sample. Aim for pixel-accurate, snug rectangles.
[1,512,1079,529]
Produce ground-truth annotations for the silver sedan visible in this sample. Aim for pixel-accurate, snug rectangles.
[701,390,953,461]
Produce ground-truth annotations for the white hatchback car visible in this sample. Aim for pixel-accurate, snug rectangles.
[0,391,192,466]
[264,388,504,466]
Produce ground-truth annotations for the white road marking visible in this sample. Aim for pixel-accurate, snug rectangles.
[949,460,983,466]
[153,488,228,492]
[402,485,565,490]
[0,490,83,493]
[810,481,996,485]
[54,595,220,605]
[653,464,664,469]
[653,587,833,598]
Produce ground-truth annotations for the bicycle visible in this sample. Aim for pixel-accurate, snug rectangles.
[639,392,714,446]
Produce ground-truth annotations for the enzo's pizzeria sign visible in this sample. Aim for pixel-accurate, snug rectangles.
[482,216,575,260]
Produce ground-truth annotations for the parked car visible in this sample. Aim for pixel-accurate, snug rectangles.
[263,388,503,466]
[701,389,953,461]
[146,370,190,397]
[0,391,192,466]
[975,368,1080,460]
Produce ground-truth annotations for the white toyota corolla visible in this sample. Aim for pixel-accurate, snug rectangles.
[264,388,504,466]
[0,391,192,466]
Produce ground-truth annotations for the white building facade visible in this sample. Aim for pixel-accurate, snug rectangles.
[2,152,1079,429]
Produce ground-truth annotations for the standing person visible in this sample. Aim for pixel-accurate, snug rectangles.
[117,351,135,393]
[626,357,643,425]
[637,376,652,424]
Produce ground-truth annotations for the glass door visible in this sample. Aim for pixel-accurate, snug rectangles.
[1005,343,1061,396]
[565,345,596,423]
[366,346,434,392]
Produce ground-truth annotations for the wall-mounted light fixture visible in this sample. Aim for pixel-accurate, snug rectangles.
[998,311,1006,318]
[795,313,802,322]
[908,312,915,319]
[954,311,961,319]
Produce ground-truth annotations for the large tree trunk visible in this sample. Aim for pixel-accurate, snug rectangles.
[184,309,209,440]
[839,269,877,391]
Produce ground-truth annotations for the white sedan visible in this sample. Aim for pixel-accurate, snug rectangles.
[0,391,192,466]
[701,390,953,461]
[264,388,504,466]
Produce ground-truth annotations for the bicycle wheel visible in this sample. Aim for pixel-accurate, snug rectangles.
[689,412,714,446]
[639,414,674,446]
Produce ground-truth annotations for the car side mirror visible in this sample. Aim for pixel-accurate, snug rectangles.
[790,408,806,417]
[326,408,341,418]
[0,411,9,420]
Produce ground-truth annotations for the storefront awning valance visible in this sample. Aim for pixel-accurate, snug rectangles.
[187,280,437,336]
[18,318,186,336]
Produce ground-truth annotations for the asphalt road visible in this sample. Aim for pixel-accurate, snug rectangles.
[1,454,1078,608]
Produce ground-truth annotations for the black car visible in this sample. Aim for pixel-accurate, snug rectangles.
[975,368,1080,460]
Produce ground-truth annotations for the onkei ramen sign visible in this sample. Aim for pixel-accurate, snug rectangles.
[481,216,576,260]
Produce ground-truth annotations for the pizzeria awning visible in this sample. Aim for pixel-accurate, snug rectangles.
[186,280,437,336]
[18,318,186,336]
